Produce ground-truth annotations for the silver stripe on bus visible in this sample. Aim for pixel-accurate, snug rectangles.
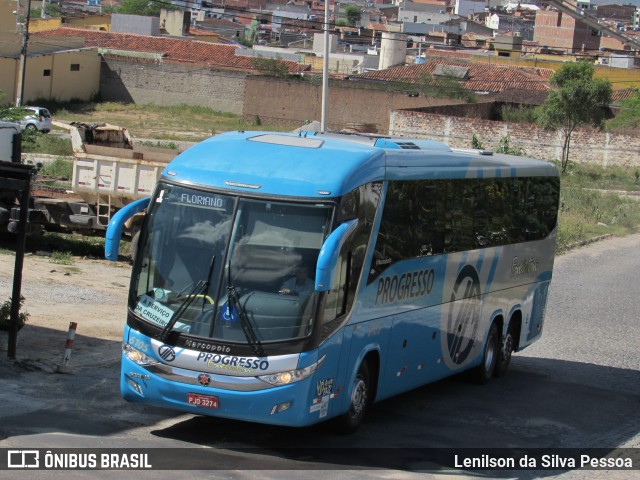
[143,363,274,392]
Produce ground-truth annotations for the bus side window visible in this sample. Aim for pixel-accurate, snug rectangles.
[320,250,348,324]
[320,183,380,332]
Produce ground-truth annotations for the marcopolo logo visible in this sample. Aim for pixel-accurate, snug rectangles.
[158,345,176,362]
[446,264,481,366]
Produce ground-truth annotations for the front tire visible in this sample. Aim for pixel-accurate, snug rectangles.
[473,322,499,384]
[335,361,370,434]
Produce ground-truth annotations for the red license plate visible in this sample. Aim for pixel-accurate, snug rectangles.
[187,393,219,409]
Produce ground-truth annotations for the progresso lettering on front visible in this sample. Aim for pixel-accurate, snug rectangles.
[375,268,435,305]
[196,352,269,373]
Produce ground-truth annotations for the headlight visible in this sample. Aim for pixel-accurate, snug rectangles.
[258,355,325,387]
[122,343,159,366]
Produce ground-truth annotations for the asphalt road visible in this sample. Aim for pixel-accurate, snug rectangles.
[1,234,639,479]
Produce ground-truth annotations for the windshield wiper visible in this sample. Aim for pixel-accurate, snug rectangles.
[159,254,216,342]
[159,280,204,341]
[202,254,217,307]
[226,259,264,357]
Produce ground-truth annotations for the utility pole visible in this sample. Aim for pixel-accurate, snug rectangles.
[320,0,330,133]
[16,0,33,107]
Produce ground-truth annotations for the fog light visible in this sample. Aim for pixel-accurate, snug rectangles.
[270,401,292,415]
[127,377,144,396]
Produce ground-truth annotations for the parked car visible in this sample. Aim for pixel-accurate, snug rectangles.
[20,106,52,133]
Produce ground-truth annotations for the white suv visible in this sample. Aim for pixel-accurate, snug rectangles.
[20,106,52,133]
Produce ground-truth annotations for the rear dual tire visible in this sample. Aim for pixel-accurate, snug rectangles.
[494,327,515,378]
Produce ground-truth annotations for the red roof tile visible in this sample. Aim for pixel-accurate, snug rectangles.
[188,27,224,37]
[367,22,389,31]
[32,27,308,73]
[612,88,639,102]
[352,60,554,93]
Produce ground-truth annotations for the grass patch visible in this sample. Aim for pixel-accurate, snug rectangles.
[137,140,179,150]
[21,131,73,156]
[0,231,133,261]
[51,101,289,138]
[561,161,640,192]
[556,167,640,253]
[26,233,115,258]
[39,157,73,179]
[49,251,74,265]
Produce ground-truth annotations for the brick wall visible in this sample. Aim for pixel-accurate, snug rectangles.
[99,59,461,131]
[100,57,248,114]
[389,109,640,167]
[243,77,464,133]
[533,11,599,53]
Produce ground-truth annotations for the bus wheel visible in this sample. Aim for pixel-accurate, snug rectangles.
[494,325,515,377]
[336,361,370,434]
[474,322,498,385]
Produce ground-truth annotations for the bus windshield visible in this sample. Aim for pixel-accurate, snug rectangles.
[131,182,333,344]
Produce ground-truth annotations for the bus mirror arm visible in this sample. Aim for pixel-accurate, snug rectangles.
[105,197,151,261]
[315,219,358,292]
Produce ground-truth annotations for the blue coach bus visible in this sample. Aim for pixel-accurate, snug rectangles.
[106,131,560,432]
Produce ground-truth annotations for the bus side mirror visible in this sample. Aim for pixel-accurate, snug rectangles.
[105,197,151,261]
[315,219,358,292]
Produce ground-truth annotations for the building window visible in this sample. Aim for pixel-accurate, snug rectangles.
[70,64,80,71]
[43,69,51,76]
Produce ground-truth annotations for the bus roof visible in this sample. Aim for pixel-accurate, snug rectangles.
[162,131,558,198]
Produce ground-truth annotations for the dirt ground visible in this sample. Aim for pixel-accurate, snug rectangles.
[0,251,132,369]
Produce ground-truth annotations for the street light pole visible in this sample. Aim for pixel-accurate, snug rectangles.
[320,0,330,133]
[16,0,32,107]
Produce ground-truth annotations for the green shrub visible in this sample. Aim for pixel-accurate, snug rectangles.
[0,296,29,331]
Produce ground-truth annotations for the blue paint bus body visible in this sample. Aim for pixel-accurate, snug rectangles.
[107,131,560,431]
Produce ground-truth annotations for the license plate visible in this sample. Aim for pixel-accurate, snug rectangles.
[187,393,219,409]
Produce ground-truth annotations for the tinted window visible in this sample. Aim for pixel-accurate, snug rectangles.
[369,177,560,283]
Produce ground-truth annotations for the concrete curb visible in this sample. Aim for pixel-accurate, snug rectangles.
[564,233,613,252]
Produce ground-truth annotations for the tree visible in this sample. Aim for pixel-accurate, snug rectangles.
[0,90,24,119]
[116,0,164,16]
[30,3,63,18]
[415,71,476,103]
[344,5,362,27]
[537,62,612,174]
[251,56,290,78]
[606,88,640,132]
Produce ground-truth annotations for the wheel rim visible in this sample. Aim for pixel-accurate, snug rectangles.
[349,374,368,419]
[501,333,513,364]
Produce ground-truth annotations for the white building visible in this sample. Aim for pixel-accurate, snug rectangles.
[455,0,486,18]
[486,13,499,30]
